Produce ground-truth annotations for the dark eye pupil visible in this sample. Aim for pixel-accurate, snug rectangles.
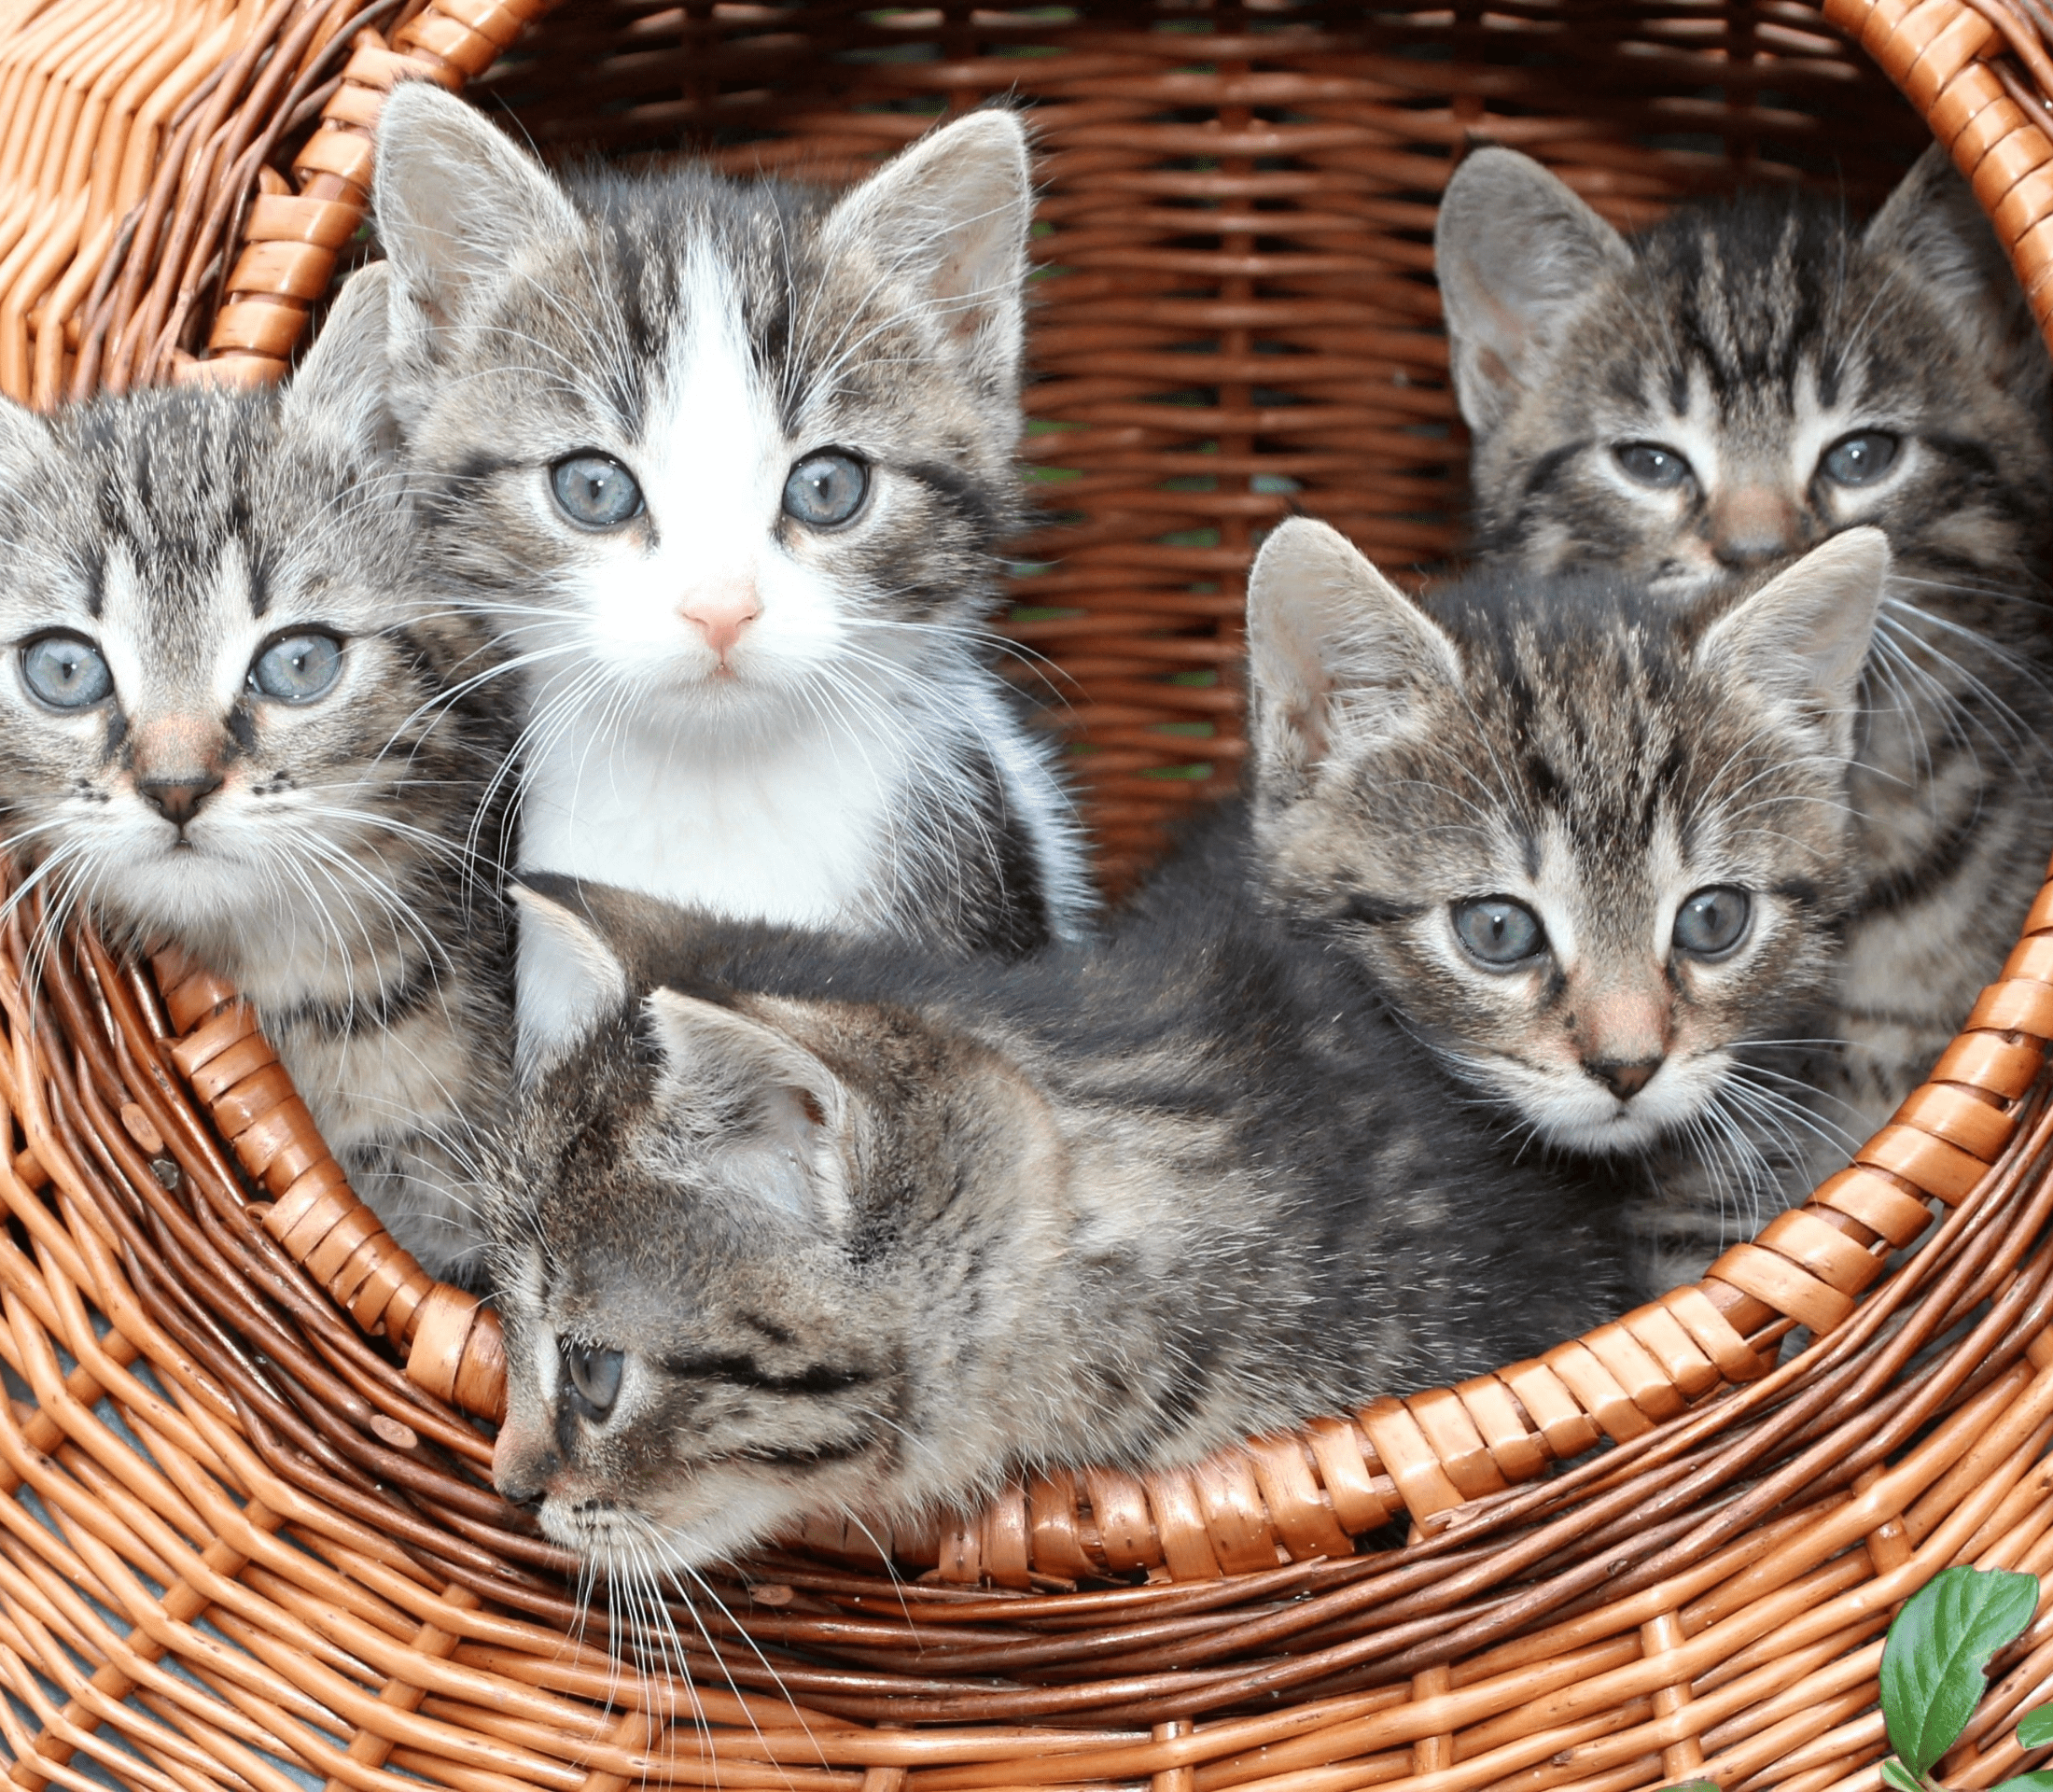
[784,452,868,526]
[22,636,110,707]
[1454,898,1543,965]
[565,1339,623,1415]
[252,634,341,701]
[1823,432,1898,484]
[552,455,642,526]
[1675,887,1751,955]
[1615,442,1690,488]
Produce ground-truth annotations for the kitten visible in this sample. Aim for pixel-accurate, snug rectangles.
[1435,145,2053,1279]
[0,265,513,1281]
[484,819,1631,1572]
[475,516,1877,1569]
[1250,523,1887,1295]
[369,88,1092,1065]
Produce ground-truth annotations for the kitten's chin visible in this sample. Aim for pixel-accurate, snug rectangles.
[1479,1055,1728,1157]
[546,1467,880,1574]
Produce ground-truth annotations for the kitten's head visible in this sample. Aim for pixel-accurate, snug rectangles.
[373,88,1032,734]
[1435,146,2050,595]
[1246,519,1888,1154]
[0,268,494,972]
[488,883,1053,1569]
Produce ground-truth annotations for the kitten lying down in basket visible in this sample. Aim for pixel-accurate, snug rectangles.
[481,519,1886,1570]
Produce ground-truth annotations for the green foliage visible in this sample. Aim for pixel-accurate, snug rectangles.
[1877,1566,2041,1789]
[2019,1705,2053,1749]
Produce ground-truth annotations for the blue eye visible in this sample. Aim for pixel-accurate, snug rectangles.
[564,1337,623,1417]
[552,455,643,527]
[783,452,869,528]
[1673,886,1752,958]
[1820,431,1899,485]
[250,633,342,703]
[1613,442,1694,489]
[1452,897,1546,966]
[21,634,110,708]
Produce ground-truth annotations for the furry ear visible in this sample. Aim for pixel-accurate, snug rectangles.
[279,261,394,455]
[643,989,850,1225]
[822,108,1032,396]
[373,82,579,399]
[511,882,632,1073]
[1434,147,1632,437]
[1699,526,1891,760]
[1245,518,1462,796]
[1864,144,2044,401]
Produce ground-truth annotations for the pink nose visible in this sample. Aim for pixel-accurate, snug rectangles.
[683,594,761,662]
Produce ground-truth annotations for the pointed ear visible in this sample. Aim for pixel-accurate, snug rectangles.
[373,82,579,388]
[1246,519,1462,796]
[279,261,393,455]
[511,882,631,1072]
[1435,147,1632,437]
[1864,144,2043,399]
[1699,527,1890,758]
[822,108,1032,396]
[643,989,850,1225]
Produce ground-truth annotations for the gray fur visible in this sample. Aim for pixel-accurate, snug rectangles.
[482,822,1629,1573]
[0,266,513,1280]
[370,87,1091,1065]
[1249,522,1887,1297]
[1436,145,2053,1284]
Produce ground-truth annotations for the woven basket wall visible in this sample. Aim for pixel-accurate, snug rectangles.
[3,0,2053,1788]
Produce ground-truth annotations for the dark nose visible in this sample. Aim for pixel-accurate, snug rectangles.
[139,774,222,828]
[493,1444,561,1509]
[1586,1057,1661,1099]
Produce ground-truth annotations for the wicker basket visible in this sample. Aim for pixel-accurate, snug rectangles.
[3,0,2053,1786]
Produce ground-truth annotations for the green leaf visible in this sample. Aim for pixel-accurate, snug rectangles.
[1880,1760,1924,1792]
[1988,1775,2053,1790]
[1881,1566,2041,1776]
[1655,1784,1718,1791]
[2020,1702,2053,1748]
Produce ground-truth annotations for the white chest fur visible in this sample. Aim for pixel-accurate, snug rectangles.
[515,702,908,1048]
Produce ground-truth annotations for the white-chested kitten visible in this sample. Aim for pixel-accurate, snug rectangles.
[0,267,513,1280]
[370,89,1092,1066]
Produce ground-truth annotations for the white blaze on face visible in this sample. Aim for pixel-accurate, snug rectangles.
[561,248,850,704]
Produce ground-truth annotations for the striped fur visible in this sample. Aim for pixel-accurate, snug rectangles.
[370,90,1092,1066]
[1247,522,1886,1297]
[0,268,513,1280]
[481,814,1629,1574]
[1436,146,2053,1285]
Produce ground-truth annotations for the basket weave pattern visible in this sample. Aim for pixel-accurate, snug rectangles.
[1,0,2052,1786]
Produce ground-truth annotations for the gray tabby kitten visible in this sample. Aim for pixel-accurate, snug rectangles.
[370,88,1091,1067]
[0,266,512,1281]
[1435,146,2053,1283]
[485,826,1628,1573]
[472,517,1881,1570]
[1252,524,1886,1295]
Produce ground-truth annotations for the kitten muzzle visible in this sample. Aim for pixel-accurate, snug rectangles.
[1584,1055,1661,1099]
[137,771,223,830]
[681,586,761,667]
[1708,484,1809,570]
[492,1418,561,1509]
